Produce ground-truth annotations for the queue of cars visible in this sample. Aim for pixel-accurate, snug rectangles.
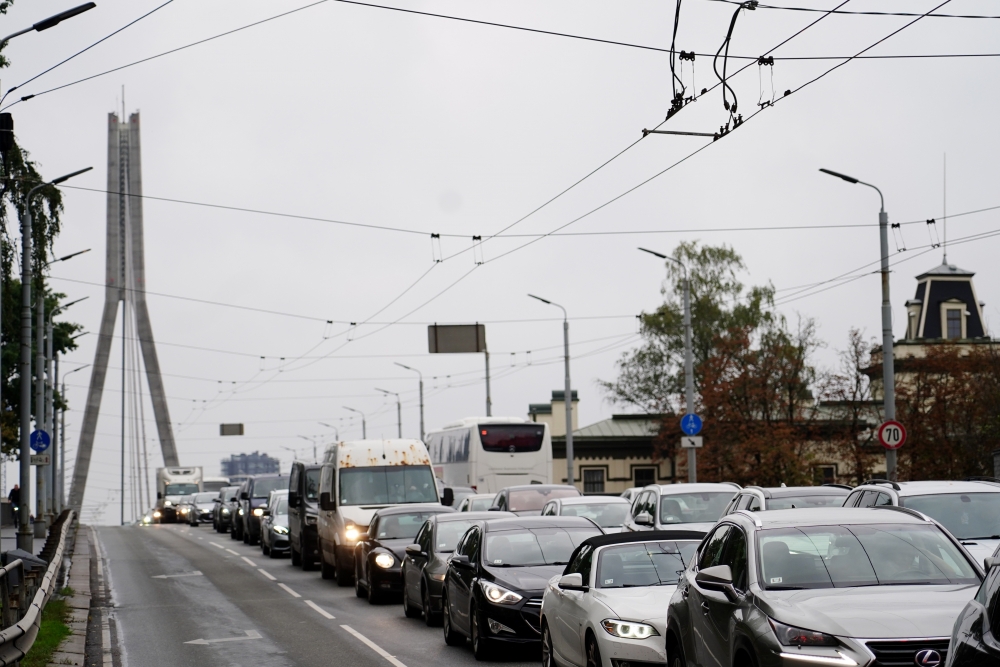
[173,439,1000,667]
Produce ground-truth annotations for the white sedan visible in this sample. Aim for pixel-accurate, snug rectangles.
[540,530,705,667]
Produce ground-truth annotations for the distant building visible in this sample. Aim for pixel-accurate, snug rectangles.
[221,451,280,480]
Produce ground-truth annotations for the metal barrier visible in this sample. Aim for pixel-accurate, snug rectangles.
[0,509,76,666]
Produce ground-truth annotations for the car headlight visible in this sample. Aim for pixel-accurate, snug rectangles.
[345,526,360,541]
[480,581,522,605]
[374,553,395,569]
[238,508,244,516]
[253,508,264,517]
[769,618,838,647]
[430,572,446,582]
[602,619,659,640]
[221,508,230,515]
[153,511,161,518]
[164,500,172,506]
[274,525,289,535]
[305,515,317,526]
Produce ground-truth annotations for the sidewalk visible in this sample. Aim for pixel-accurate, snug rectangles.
[0,524,46,556]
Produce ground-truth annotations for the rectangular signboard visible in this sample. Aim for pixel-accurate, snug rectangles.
[428,324,487,353]
[679,436,703,449]
[30,454,51,466]
[220,423,245,436]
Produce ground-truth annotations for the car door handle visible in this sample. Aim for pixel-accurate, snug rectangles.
[681,588,689,599]
[700,602,710,614]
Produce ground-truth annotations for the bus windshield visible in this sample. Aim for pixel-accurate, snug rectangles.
[479,424,545,453]
[339,466,437,505]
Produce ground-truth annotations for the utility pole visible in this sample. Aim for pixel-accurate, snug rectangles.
[376,389,402,438]
[394,363,424,441]
[820,169,897,481]
[45,294,86,516]
[35,287,47,533]
[344,406,366,439]
[528,295,574,489]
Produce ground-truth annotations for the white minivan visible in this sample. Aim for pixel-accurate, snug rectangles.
[316,439,445,586]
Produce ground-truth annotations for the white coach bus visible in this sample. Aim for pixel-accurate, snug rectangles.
[425,417,552,493]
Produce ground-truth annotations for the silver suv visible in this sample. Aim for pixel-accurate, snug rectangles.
[844,479,1000,566]
[667,506,984,667]
[624,483,740,533]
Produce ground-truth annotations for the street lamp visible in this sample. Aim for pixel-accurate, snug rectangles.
[18,166,91,551]
[319,422,340,441]
[60,364,88,511]
[376,388,402,438]
[528,294,575,490]
[344,406,366,439]
[820,167,897,481]
[297,435,319,462]
[0,3,97,45]
[639,247,697,483]
[394,362,424,441]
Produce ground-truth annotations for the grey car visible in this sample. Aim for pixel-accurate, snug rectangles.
[723,485,851,515]
[261,490,290,558]
[666,506,984,667]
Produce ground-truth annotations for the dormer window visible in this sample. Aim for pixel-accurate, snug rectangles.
[946,309,961,339]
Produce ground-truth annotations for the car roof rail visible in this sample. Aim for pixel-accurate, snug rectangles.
[871,505,931,522]
[822,483,853,491]
[734,509,762,528]
[965,476,1000,486]
[721,482,742,490]
[861,478,901,491]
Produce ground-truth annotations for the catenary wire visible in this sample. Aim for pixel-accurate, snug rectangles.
[707,0,1000,19]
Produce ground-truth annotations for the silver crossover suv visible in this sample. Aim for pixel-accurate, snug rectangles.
[666,506,984,667]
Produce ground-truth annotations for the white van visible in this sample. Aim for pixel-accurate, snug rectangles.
[316,439,443,585]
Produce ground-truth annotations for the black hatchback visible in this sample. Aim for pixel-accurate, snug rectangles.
[947,552,1000,666]
[442,515,603,660]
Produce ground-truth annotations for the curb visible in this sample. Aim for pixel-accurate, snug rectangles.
[47,525,89,667]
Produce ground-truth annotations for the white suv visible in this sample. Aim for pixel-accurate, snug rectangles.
[623,482,740,533]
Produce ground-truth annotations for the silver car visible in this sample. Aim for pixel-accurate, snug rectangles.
[666,506,984,667]
[540,496,632,533]
[260,490,290,559]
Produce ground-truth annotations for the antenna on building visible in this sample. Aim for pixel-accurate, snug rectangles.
[943,153,948,264]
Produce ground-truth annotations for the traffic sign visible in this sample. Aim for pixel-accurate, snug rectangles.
[878,420,906,450]
[30,454,50,466]
[29,430,50,453]
[680,436,703,449]
[680,414,703,436]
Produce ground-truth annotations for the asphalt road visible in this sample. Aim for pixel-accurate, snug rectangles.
[97,524,541,667]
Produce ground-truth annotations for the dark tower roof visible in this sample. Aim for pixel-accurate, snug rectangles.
[906,261,986,340]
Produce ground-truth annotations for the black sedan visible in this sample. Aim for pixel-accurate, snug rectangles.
[354,505,455,604]
[402,511,515,625]
[213,485,240,533]
[442,515,603,660]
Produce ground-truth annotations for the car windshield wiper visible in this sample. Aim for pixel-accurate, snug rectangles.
[550,561,570,566]
[961,535,1000,540]
[766,585,807,590]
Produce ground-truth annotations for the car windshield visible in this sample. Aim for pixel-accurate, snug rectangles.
[252,477,287,498]
[273,497,289,514]
[436,520,479,552]
[304,469,321,501]
[221,487,239,500]
[468,497,493,511]
[339,466,437,505]
[165,483,199,496]
[561,503,630,528]
[901,493,1000,540]
[758,524,980,590]
[508,488,580,513]
[660,492,734,524]
[484,527,600,566]
[597,541,701,588]
[767,495,847,510]
[194,492,217,503]
[376,512,439,540]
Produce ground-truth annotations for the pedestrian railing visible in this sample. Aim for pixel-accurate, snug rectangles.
[0,509,76,666]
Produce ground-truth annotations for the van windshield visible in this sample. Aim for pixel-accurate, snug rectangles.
[304,469,321,501]
[165,483,199,496]
[339,466,437,505]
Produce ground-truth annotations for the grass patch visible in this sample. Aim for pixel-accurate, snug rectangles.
[21,598,71,667]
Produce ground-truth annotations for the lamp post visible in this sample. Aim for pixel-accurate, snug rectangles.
[394,362,424,441]
[528,294,574,490]
[319,421,340,441]
[60,364,88,511]
[375,388,402,438]
[18,166,91,551]
[344,407,366,439]
[0,2,97,45]
[820,168,897,481]
[296,435,319,462]
[639,248,697,483]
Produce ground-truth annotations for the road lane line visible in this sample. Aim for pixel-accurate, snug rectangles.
[210,542,225,549]
[258,569,276,581]
[304,600,335,619]
[342,625,407,667]
[278,583,302,598]
[241,556,255,566]
[225,548,239,555]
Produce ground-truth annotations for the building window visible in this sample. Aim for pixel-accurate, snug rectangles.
[946,309,962,339]
[633,467,656,487]
[583,469,605,494]
[813,465,836,486]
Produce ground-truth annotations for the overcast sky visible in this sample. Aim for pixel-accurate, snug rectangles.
[2,0,997,523]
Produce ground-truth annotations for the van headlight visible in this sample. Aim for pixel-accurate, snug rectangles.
[152,511,161,518]
[253,508,264,517]
[345,525,360,541]
[480,581,522,605]
[374,553,394,569]
[164,500,172,506]
[601,620,659,640]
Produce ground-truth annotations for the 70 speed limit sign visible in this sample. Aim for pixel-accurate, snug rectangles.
[878,420,906,450]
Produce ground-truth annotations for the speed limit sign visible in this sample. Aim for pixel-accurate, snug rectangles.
[878,420,906,450]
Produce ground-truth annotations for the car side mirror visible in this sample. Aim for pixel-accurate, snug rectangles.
[261,509,271,516]
[357,532,369,541]
[442,487,454,507]
[558,573,588,592]
[451,554,471,568]
[229,496,238,502]
[406,544,423,557]
[695,565,739,602]
[288,492,300,507]
[240,491,249,500]
[157,492,163,499]
[319,492,335,511]
[635,511,653,526]
[985,557,997,570]
[488,506,502,512]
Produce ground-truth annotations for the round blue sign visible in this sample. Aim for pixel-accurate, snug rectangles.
[30,430,51,453]
[680,414,703,436]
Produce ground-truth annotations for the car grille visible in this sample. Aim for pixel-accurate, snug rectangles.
[865,639,950,667]
[521,598,543,635]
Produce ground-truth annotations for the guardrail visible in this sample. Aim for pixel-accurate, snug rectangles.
[0,509,76,666]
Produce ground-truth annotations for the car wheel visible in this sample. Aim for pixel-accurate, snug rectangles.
[471,603,491,661]
[667,635,686,667]
[269,543,280,559]
[423,585,439,627]
[442,593,464,646]
[542,622,556,667]
[366,567,381,604]
[336,550,353,587]
[291,545,302,567]
[734,648,759,667]
[262,540,270,556]
[586,633,602,667]
[403,586,421,618]
[355,561,367,598]
[321,552,336,580]
[302,548,316,571]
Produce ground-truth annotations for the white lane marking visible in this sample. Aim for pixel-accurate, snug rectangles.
[185,630,262,645]
[258,569,277,581]
[304,600,335,619]
[211,543,225,549]
[152,571,203,579]
[198,537,204,540]
[342,625,407,667]
[225,549,239,555]
[278,583,302,598]
[241,556,255,566]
